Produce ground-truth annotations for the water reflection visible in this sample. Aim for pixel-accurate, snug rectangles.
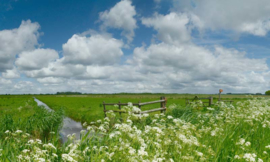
[34,98,85,143]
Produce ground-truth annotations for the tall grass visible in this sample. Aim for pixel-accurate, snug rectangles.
[0,97,64,161]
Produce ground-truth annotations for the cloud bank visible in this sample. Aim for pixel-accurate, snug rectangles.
[0,0,270,94]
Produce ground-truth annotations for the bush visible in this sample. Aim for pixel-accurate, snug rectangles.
[265,90,270,95]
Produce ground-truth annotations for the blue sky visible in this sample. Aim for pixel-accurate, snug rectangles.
[0,0,167,51]
[1,0,270,94]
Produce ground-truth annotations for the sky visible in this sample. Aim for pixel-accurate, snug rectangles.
[1,0,270,94]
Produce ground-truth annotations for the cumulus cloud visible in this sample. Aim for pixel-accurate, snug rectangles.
[23,33,124,80]
[24,58,86,78]
[1,0,270,94]
[2,67,20,79]
[15,48,59,71]
[0,77,12,85]
[62,34,123,65]
[173,0,270,36]
[132,11,270,93]
[37,77,66,85]
[142,12,191,44]
[0,20,40,72]
[0,77,13,94]
[18,11,270,94]
[240,20,270,36]
[99,0,137,42]
[131,43,268,86]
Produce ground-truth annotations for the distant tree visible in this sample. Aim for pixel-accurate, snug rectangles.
[265,90,270,95]
[56,92,82,95]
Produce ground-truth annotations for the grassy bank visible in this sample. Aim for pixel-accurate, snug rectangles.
[0,96,64,160]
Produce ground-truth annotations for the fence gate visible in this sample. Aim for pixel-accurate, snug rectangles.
[103,96,167,117]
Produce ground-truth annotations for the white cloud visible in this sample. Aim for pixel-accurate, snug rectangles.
[15,48,59,71]
[129,9,269,93]
[0,77,13,94]
[142,12,191,45]
[37,77,66,84]
[1,4,270,94]
[99,0,137,42]
[173,0,270,36]
[79,66,112,79]
[0,20,40,72]
[2,67,20,79]
[14,81,34,90]
[239,20,270,36]
[23,33,124,80]
[62,34,123,65]
[0,77,12,85]
[24,58,86,78]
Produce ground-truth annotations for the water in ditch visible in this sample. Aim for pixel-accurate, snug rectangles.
[34,98,85,143]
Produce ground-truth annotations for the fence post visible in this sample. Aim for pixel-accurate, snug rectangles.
[103,101,107,117]
[164,97,167,113]
[160,96,166,113]
[138,101,141,109]
[209,96,213,106]
[118,101,121,117]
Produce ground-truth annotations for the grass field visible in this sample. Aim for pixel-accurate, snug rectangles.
[35,94,257,123]
[0,95,270,161]
[1,94,270,161]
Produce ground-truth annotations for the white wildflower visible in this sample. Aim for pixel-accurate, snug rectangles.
[97,120,102,123]
[22,149,30,154]
[128,102,133,107]
[15,130,23,134]
[237,138,245,145]
[243,153,256,162]
[196,151,203,157]
[80,130,86,134]
[245,142,251,146]
[138,147,148,156]
[128,147,136,155]
[207,107,215,111]
[234,155,240,159]
[258,158,263,162]
[210,130,216,136]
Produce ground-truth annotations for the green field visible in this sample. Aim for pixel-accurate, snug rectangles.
[35,94,257,123]
[1,94,270,161]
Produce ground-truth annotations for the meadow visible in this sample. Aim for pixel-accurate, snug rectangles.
[35,93,252,123]
[1,94,270,161]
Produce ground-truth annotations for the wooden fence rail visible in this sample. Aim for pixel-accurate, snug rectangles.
[103,96,167,117]
[186,96,233,107]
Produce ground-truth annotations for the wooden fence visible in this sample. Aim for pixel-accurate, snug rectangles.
[103,96,167,117]
[186,96,233,107]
